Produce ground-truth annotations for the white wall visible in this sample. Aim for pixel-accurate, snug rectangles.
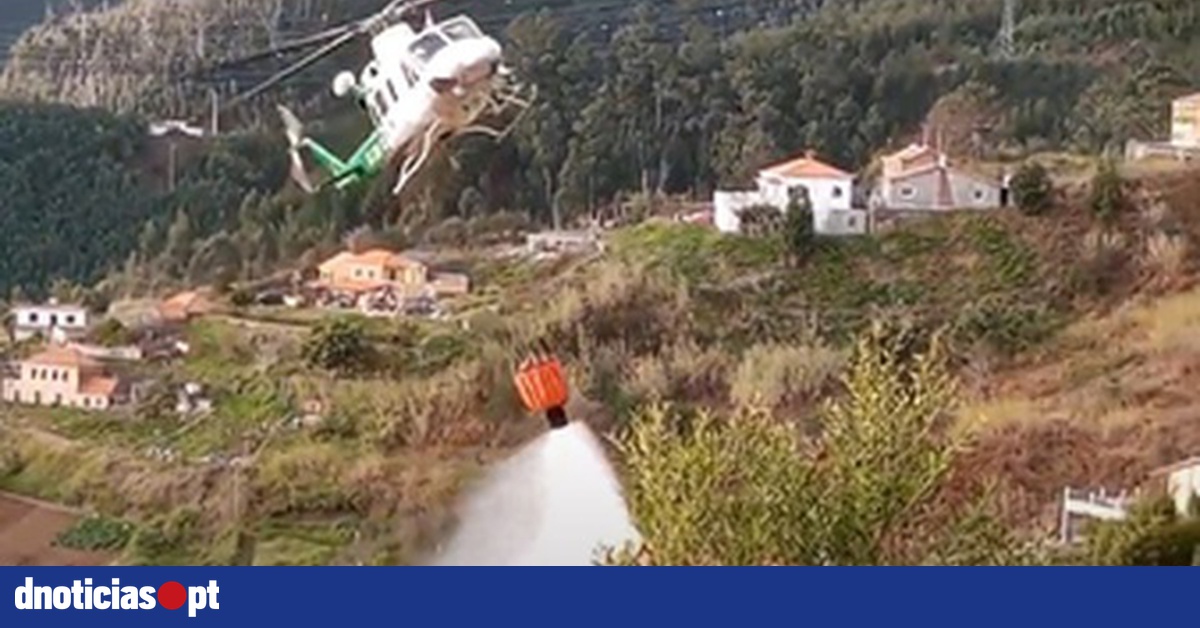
[13,305,89,331]
[818,209,869,236]
[713,191,766,234]
[1168,464,1200,515]
[757,175,853,214]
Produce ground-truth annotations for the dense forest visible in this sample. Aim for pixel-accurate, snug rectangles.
[2,0,1200,298]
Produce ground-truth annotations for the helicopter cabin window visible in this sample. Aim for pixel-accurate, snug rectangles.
[374,90,389,118]
[409,32,449,64]
[401,64,418,88]
[440,17,483,42]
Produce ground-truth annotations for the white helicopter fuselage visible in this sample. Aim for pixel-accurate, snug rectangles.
[355,18,503,158]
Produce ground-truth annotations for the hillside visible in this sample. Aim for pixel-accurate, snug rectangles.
[0,0,110,66]
[0,102,288,301]
[1,0,1200,300]
[2,162,1200,565]
[3,0,1200,565]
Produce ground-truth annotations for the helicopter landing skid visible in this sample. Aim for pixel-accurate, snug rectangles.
[393,118,443,196]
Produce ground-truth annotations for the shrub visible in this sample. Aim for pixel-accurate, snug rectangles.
[782,197,815,262]
[729,342,843,411]
[230,287,254,308]
[1089,159,1126,225]
[1010,162,1053,216]
[90,318,133,348]
[739,204,785,238]
[608,325,1046,565]
[1085,495,1197,566]
[54,514,135,552]
[302,318,374,376]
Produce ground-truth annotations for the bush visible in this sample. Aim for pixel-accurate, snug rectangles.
[739,204,785,238]
[90,318,133,347]
[302,318,374,376]
[54,514,135,552]
[608,325,1046,566]
[1010,162,1053,216]
[782,198,815,262]
[1089,159,1126,224]
[729,342,843,411]
[1085,495,1199,565]
[230,287,254,308]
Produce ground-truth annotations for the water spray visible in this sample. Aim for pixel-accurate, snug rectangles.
[426,341,642,565]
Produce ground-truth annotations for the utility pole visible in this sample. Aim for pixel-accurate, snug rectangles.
[210,89,220,136]
[168,141,178,193]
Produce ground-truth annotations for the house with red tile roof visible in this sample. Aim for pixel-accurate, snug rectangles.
[314,248,470,305]
[715,150,867,236]
[872,143,1003,212]
[1,346,126,411]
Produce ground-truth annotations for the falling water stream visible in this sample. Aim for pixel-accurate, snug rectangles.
[428,422,642,566]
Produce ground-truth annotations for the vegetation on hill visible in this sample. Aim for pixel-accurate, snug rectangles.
[0,102,288,301]
[1,0,1199,298]
[3,0,1200,565]
[3,164,1200,564]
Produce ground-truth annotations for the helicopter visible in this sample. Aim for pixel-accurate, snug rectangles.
[215,0,535,197]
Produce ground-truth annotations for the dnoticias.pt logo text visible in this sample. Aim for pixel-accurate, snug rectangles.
[14,577,220,617]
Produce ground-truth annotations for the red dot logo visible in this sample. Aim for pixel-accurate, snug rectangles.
[157,581,186,611]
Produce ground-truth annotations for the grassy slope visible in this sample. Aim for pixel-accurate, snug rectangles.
[4,162,1200,563]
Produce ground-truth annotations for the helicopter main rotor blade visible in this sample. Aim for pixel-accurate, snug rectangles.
[207,24,360,72]
[218,0,443,110]
[222,28,362,111]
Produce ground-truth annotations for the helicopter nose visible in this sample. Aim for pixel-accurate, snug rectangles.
[427,37,504,92]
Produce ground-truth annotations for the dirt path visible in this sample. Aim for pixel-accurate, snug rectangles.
[0,491,114,566]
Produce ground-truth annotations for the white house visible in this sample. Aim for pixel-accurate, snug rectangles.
[10,301,91,343]
[1151,456,1200,516]
[713,151,867,236]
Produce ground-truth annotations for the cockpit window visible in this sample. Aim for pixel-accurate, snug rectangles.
[440,17,482,41]
[409,32,448,64]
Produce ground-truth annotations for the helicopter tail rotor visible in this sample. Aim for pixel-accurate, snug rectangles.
[278,105,315,194]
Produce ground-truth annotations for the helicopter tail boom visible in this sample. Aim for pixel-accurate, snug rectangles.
[278,105,368,193]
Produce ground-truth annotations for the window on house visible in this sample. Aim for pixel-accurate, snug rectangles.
[28,313,38,323]
[386,79,399,103]
[54,394,62,406]
[848,217,857,227]
[974,189,986,201]
[84,397,90,408]
[66,315,76,325]
[900,186,916,199]
[50,314,58,327]
[832,186,844,198]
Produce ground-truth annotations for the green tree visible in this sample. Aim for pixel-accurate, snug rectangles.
[1089,159,1126,225]
[609,325,1045,566]
[782,189,815,263]
[90,318,133,348]
[1010,162,1053,216]
[301,317,374,376]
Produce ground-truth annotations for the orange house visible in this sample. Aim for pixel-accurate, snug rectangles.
[1,346,124,410]
[316,249,430,295]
